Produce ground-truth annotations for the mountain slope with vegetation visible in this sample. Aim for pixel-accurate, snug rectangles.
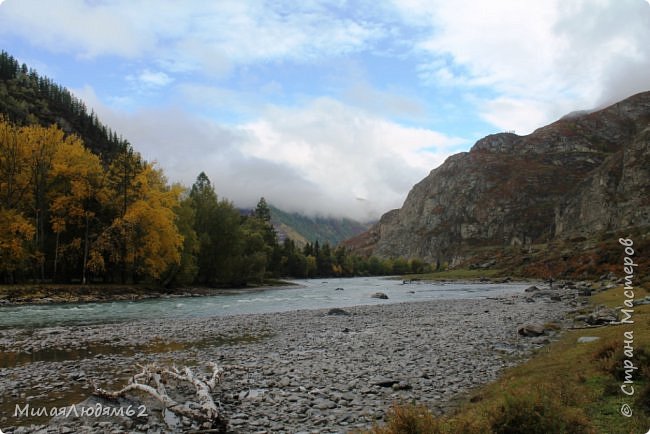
[344,91,650,279]
[0,51,418,286]
[0,51,127,161]
[269,205,370,247]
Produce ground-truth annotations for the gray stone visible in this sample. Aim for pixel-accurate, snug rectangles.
[313,398,337,410]
[587,307,618,325]
[327,308,350,316]
[230,418,247,425]
[371,292,389,299]
[370,377,399,387]
[517,323,546,337]
[577,336,601,343]
[0,275,580,434]
[392,381,412,391]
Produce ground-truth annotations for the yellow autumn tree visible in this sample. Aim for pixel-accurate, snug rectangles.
[0,208,35,282]
[0,118,35,282]
[94,161,183,282]
[127,163,183,279]
[22,123,61,279]
[49,134,108,282]
[0,117,31,210]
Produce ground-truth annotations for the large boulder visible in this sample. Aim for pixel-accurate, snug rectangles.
[517,323,546,337]
[586,307,618,325]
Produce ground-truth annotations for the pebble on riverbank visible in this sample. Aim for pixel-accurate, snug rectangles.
[0,286,579,433]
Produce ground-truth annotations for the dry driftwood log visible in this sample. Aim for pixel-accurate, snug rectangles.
[93,362,224,426]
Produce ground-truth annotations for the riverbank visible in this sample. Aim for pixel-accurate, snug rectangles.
[367,285,650,434]
[0,270,533,307]
[0,285,578,433]
[0,280,295,306]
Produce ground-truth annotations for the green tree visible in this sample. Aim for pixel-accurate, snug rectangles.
[210,199,245,285]
[317,242,333,276]
[189,172,223,284]
[164,193,199,286]
[392,257,410,275]
[253,196,271,222]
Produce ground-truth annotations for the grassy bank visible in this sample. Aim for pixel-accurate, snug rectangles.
[402,268,504,281]
[365,285,650,434]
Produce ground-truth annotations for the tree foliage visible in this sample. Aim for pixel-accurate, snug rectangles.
[0,50,127,161]
[0,50,434,286]
[0,117,183,284]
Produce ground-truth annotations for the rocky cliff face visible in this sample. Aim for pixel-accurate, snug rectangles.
[344,92,650,265]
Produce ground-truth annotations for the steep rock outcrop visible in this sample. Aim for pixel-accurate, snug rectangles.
[555,124,650,235]
[344,92,650,264]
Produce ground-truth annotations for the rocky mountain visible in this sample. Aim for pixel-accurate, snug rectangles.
[344,91,650,269]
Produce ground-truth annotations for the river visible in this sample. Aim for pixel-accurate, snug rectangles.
[0,277,529,329]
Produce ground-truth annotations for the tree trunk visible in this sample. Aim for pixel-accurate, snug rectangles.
[53,231,60,281]
[82,211,90,285]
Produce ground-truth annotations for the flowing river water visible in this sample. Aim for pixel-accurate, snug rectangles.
[0,277,534,430]
[0,277,529,329]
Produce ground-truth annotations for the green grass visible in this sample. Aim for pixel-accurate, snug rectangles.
[403,268,503,281]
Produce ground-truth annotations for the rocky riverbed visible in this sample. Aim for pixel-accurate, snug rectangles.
[0,288,580,433]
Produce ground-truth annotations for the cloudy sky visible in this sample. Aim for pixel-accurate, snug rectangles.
[1,0,649,220]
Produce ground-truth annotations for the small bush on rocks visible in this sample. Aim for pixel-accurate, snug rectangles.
[365,384,594,434]
[489,387,593,434]
[365,403,488,434]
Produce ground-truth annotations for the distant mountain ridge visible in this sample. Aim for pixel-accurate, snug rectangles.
[344,91,650,270]
[269,205,371,246]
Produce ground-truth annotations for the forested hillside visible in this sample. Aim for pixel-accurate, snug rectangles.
[0,52,421,286]
[0,51,126,161]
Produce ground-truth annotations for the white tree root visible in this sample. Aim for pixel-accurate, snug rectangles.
[93,362,224,424]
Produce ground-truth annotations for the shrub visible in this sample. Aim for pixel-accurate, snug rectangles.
[489,388,593,434]
[365,403,488,434]
[637,382,650,415]
[366,403,444,434]
[594,340,650,382]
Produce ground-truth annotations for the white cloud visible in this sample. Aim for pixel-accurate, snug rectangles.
[76,86,463,220]
[391,0,650,133]
[343,81,426,121]
[7,0,650,221]
[0,0,386,72]
[129,69,173,88]
[0,0,149,58]
[478,97,552,134]
[239,98,464,219]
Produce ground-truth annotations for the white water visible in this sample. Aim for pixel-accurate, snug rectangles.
[0,277,527,329]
